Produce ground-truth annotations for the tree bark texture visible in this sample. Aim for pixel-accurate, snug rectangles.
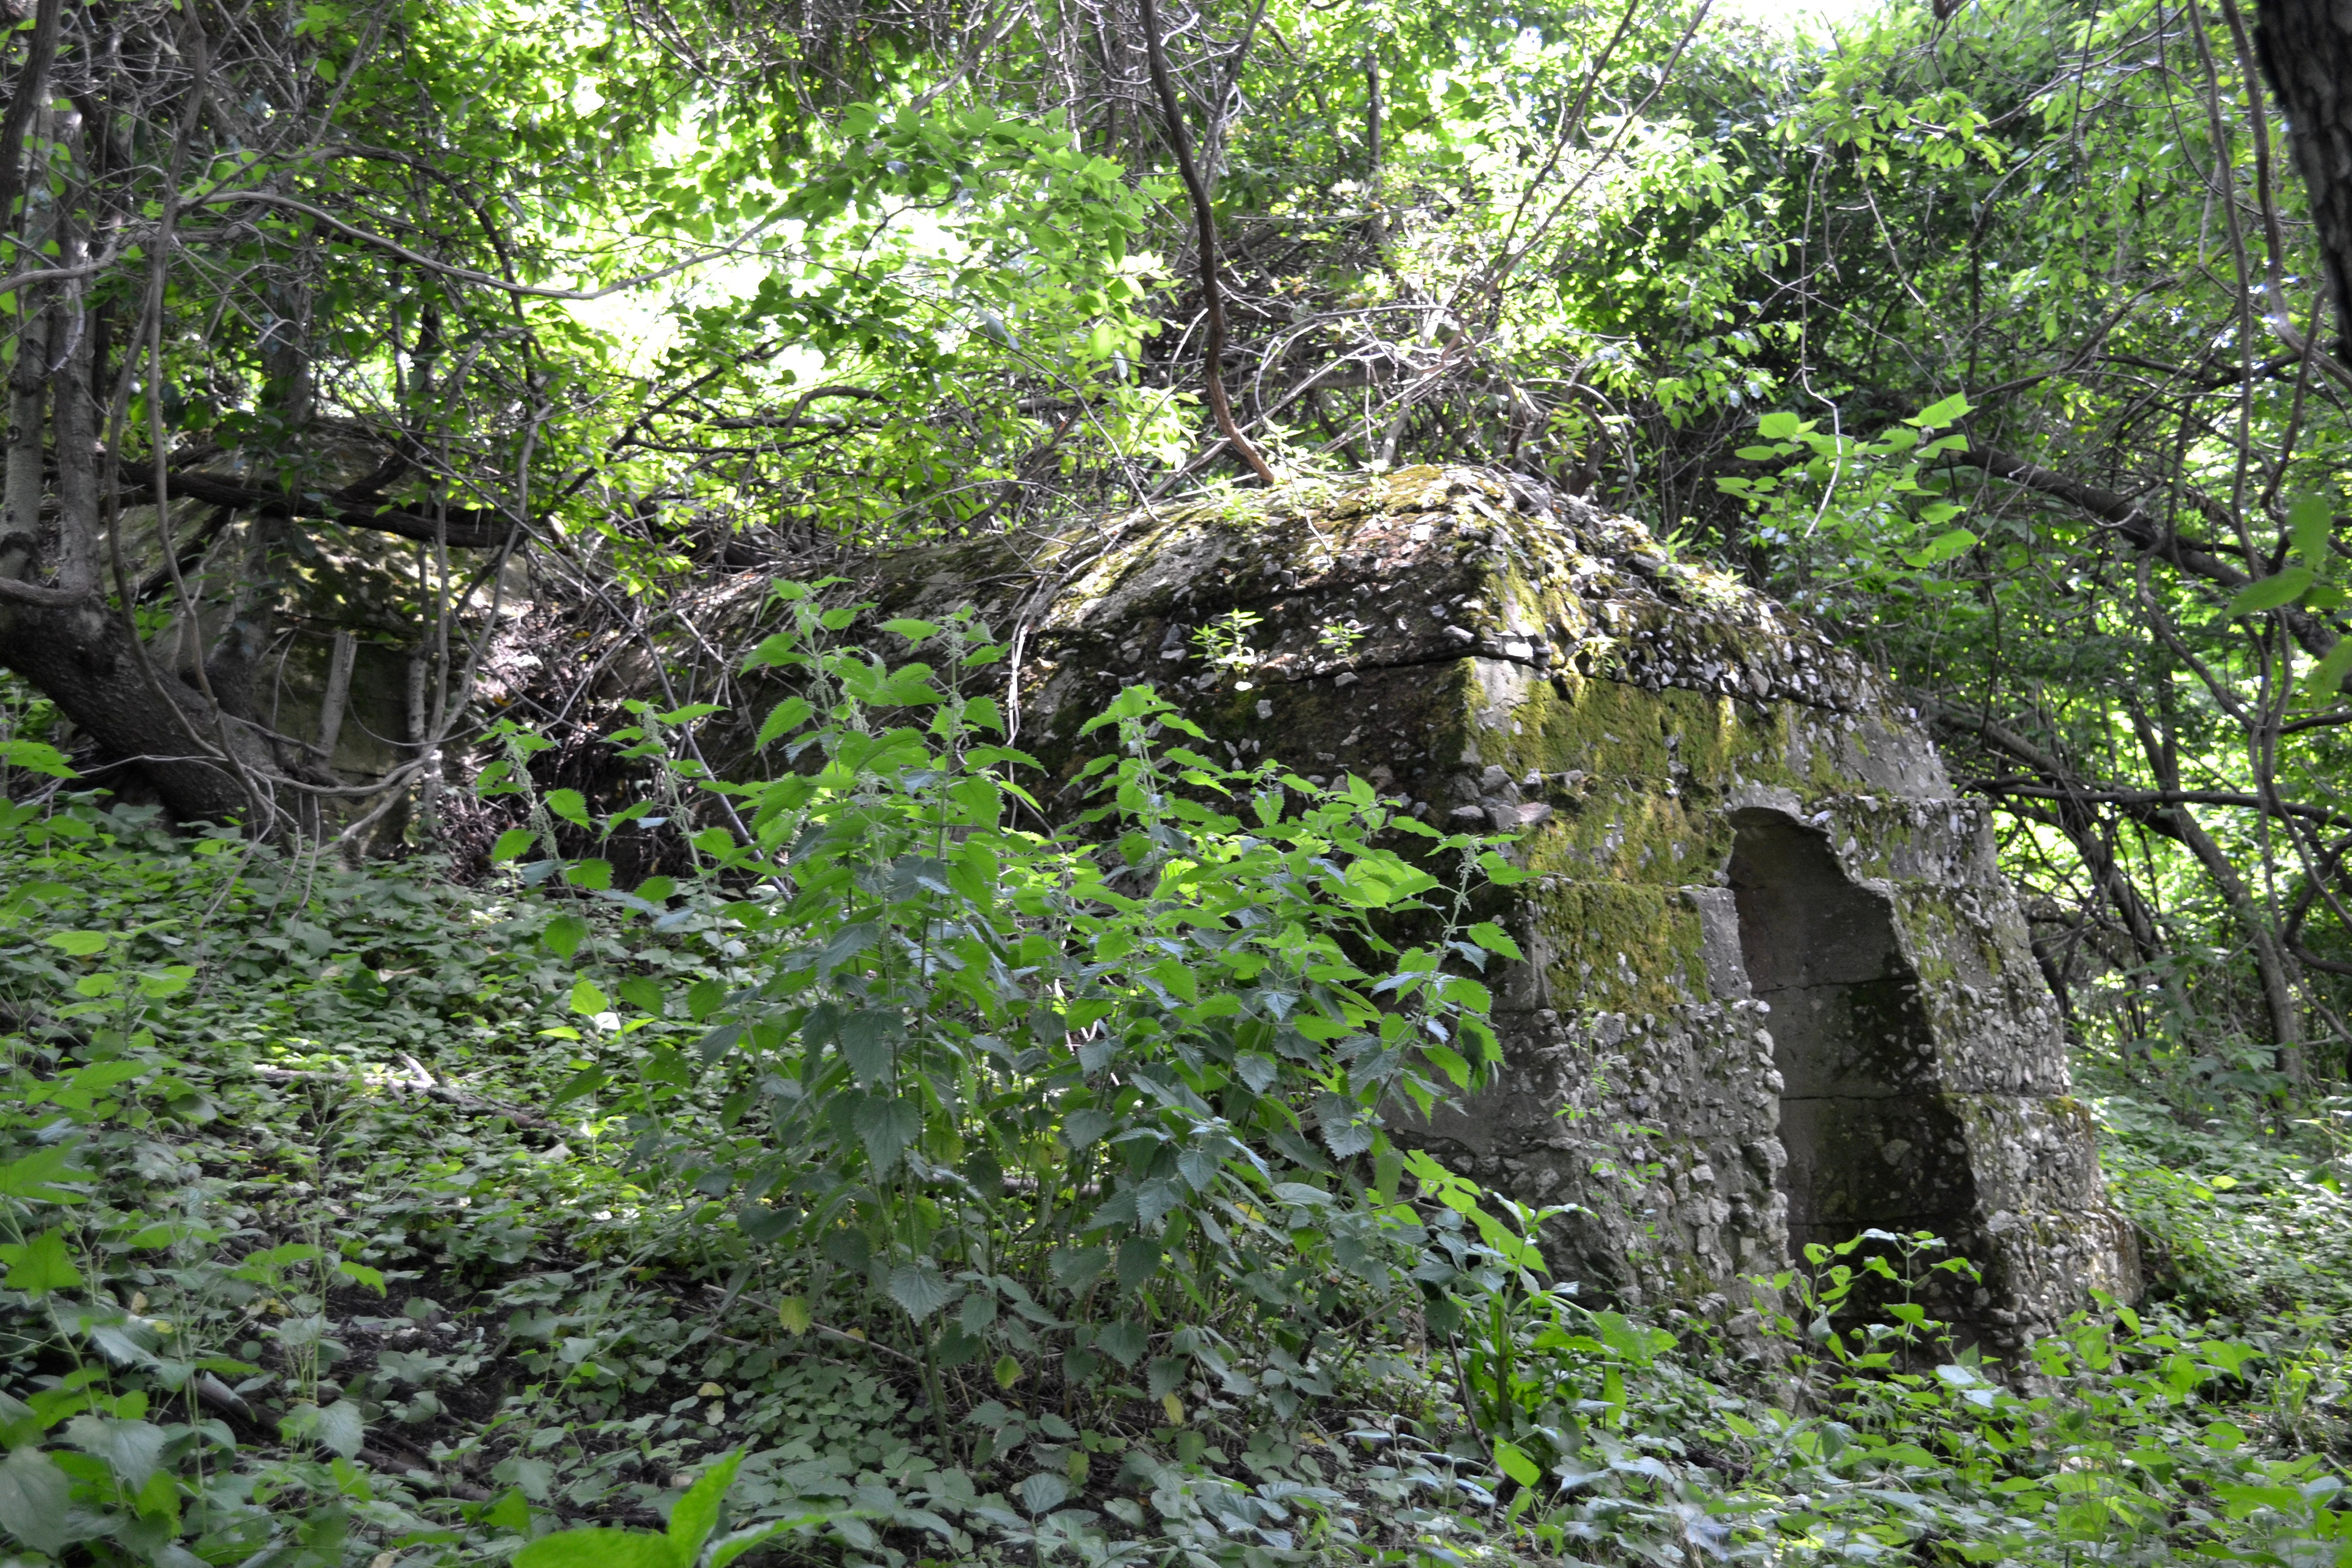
[0,599,250,820]
[2256,0,2352,359]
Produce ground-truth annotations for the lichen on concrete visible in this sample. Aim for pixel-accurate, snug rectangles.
[856,463,2136,1352]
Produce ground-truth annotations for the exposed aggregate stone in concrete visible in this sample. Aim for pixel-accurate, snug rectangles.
[850,463,2138,1352]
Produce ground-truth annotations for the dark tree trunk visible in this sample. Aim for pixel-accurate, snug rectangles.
[0,601,253,821]
[2257,0,2352,358]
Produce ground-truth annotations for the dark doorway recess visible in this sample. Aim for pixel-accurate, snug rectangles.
[1726,808,1976,1260]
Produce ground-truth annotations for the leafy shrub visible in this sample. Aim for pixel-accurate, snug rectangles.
[541,585,1526,1441]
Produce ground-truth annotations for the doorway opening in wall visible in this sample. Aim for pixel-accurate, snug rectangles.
[1725,808,1975,1262]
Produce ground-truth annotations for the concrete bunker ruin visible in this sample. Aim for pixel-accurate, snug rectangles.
[1726,807,1975,1261]
[855,463,2138,1351]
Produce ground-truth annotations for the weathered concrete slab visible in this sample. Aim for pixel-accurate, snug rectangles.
[852,463,2138,1350]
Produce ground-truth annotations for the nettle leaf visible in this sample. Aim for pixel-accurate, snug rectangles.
[687,978,727,1020]
[1050,1245,1108,1291]
[852,1095,921,1175]
[1063,1108,1115,1148]
[886,1261,958,1321]
[565,858,614,891]
[757,696,815,748]
[1018,1473,1069,1515]
[818,921,881,973]
[840,1009,900,1085]
[492,828,540,864]
[1177,1145,1221,1191]
[543,912,590,958]
[545,789,591,827]
[1464,920,1523,962]
[1493,1439,1542,1488]
[1116,1234,1162,1290]
[1097,1319,1148,1365]
[282,1400,365,1459]
[63,1415,165,1491]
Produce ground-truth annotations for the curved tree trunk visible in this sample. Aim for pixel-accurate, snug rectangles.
[0,600,254,821]
[2256,0,2352,358]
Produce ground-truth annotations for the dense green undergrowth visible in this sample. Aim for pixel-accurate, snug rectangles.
[3,608,2352,1566]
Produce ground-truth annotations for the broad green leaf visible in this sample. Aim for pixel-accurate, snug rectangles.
[0,740,74,778]
[282,1400,365,1458]
[1018,1472,1069,1515]
[852,1095,921,1175]
[839,1009,899,1085]
[885,1262,957,1321]
[1465,920,1523,962]
[570,977,610,1016]
[0,1147,92,1204]
[667,1449,744,1562]
[1493,1439,1542,1487]
[708,1511,846,1568]
[2304,639,2352,703]
[44,930,107,957]
[1,1230,83,1294]
[1901,527,1978,568]
[550,1067,607,1106]
[2290,494,2335,568]
[2227,567,2314,617]
[491,828,539,864]
[1097,1320,1148,1365]
[542,912,590,958]
[1757,411,1803,439]
[545,789,591,827]
[1063,1108,1114,1148]
[564,858,614,891]
[63,1415,165,1491]
[1909,391,1973,428]
[0,1447,73,1553]
[513,1528,678,1568]
[817,921,881,973]
[756,697,815,748]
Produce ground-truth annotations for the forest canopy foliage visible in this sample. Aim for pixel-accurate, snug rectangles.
[11,0,2352,1561]
[7,0,2352,1071]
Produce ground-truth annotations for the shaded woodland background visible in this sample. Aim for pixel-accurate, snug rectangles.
[13,0,2352,1105]
[15,3,2352,1563]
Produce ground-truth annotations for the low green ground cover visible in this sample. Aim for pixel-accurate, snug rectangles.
[1,610,2347,1566]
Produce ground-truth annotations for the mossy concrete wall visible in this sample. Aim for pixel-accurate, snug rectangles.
[865,463,2136,1349]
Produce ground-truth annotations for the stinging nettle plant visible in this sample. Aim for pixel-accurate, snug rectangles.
[543,581,1534,1449]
